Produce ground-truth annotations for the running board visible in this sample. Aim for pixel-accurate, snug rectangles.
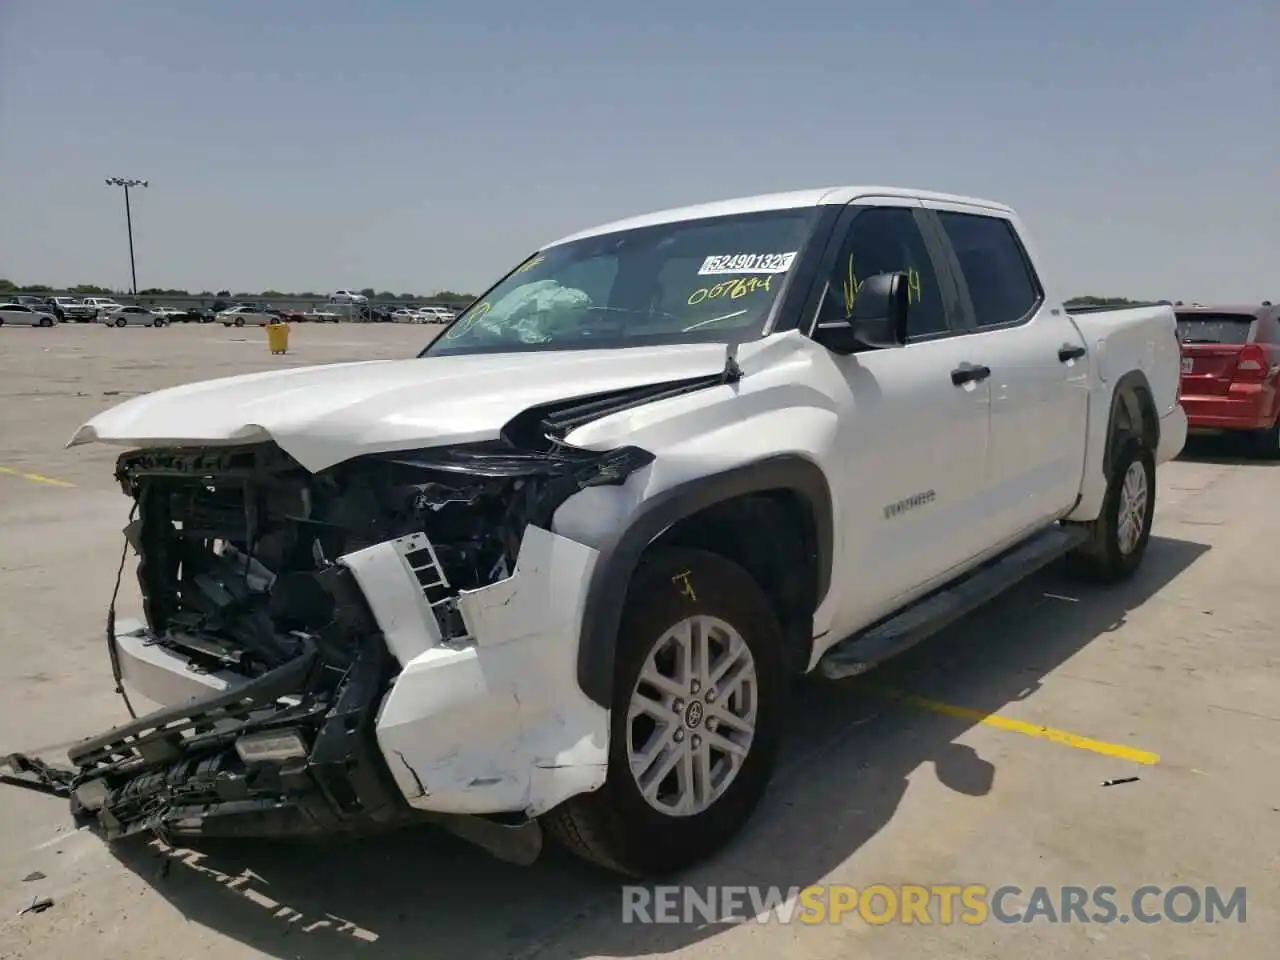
[819,525,1089,681]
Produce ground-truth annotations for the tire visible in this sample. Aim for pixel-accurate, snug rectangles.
[1249,419,1280,460]
[114,317,127,328]
[234,317,245,327]
[1065,435,1156,583]
[39,317,53,327]
[543,548,784,877]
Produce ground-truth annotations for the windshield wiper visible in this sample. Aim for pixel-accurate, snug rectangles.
[683,309,747,332]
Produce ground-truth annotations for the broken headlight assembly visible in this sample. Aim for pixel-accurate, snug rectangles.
[111,433,655,677]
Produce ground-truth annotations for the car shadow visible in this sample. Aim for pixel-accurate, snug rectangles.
[107,534,1209,960]
[1177,432,1279,466]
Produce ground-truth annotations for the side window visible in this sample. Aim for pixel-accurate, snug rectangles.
[936,212,1041,328]
[813,207,948,340]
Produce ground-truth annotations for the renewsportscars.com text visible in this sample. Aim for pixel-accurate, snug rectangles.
[621,884,1247,926]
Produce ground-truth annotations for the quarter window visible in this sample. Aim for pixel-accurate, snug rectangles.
[936,212,1041,328]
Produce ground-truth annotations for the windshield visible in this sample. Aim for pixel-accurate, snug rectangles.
[422,207,821,356]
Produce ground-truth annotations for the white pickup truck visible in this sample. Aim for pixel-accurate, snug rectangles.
[44,186,1185,877]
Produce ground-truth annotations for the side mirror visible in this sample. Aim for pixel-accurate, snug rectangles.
[848,272,909,348]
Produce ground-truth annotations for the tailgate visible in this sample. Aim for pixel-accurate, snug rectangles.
[1177,312,1256,396]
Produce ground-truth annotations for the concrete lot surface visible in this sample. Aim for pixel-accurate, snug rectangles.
[0,323,1276,959]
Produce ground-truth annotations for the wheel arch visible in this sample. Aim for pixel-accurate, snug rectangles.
[1104,371,1159,479]
[575,455,834,708]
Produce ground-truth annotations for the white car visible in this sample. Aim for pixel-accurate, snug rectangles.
[217,306,273,327]
[0,302,58,327]
[302,308,342,323]
[83,297,123,319]
[100,305,169,327]
[328,289,369,305]
[390,308,424,323]
[150,306,183,321]
[419,306,455,323]
[55,185,1186,878]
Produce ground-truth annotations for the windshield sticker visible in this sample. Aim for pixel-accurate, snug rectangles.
[698,252,796,276]
[687,275,774,305]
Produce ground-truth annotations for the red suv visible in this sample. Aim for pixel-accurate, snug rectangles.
[1177,303,1280,455]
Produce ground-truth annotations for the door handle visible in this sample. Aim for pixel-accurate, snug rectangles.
[1058,344,1087,362]
[951,363,991,386]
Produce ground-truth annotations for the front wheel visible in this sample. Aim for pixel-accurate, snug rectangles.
[543,548,784,877]
[114,317,127,328]
[1065,435,1155,583]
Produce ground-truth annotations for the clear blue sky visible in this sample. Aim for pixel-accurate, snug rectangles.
[1,0,1275,301]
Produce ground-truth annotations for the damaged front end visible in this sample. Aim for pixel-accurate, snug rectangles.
[60,405,658,851]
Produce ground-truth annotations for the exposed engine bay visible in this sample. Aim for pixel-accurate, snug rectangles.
[118,434,652,678]
[41,376,733,848]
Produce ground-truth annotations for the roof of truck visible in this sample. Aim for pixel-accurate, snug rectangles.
[545,186,1014,247]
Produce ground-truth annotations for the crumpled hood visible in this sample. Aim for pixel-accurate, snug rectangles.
[68,343,731,472]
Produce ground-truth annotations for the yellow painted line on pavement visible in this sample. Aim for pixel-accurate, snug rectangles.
[0,466,76,488]
[874,688,1160,765]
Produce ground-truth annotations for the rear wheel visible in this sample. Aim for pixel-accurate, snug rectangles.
[1065,435,1155,583]
[543,548,784,877]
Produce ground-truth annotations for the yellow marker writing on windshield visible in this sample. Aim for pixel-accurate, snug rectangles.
[688,275,772,306]
[445,301,491,339]
[512,253,545,276]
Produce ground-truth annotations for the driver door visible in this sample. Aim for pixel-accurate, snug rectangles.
[809,200,994,638]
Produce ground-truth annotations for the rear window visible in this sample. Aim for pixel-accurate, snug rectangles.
[1175,313,1254,345]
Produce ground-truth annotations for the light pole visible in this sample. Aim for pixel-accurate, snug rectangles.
[104,177,148,294]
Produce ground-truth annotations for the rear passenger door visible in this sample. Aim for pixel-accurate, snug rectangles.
[924,205,1088,544]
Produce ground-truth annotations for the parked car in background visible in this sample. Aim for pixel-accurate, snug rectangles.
[328,289,369,305]
[13,295,58,319]
[390,308,422,323]
[218,305,273,327]
[419,306,456,323]
[0,302,58,327]
[150,306,183,322]
[1176,303,1280,455]
[301,307,342,322]
[100,305,169,327]
[49,296,85,321]
[83,297,123,319]
[60,298,100,322]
